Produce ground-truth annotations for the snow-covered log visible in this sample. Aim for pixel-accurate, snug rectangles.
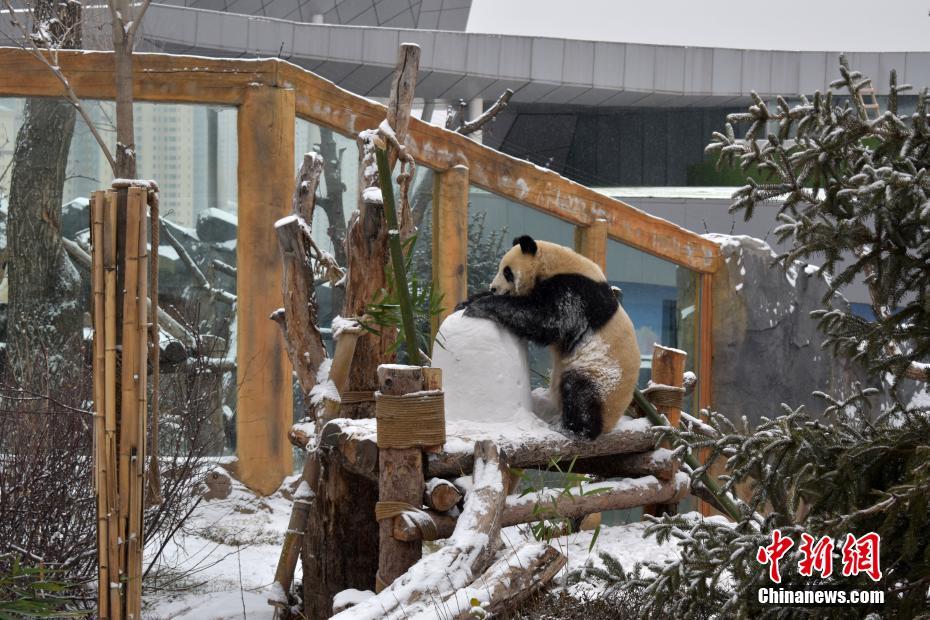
[310,415,656,481]
[393,473,690,542]
[273,151,328,403]
[412,542,565,620]
[424,478,463,512]
[331,440,508,620]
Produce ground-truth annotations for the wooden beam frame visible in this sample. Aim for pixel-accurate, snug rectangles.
[234,85,296,495]
[1,46,724,496]
[573,218,608,272]
[0,47,720,273]
[698,272,714,412]
[431,164,469,334]
[697,271,715,516]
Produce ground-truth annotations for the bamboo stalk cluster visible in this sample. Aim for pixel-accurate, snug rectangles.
[91,187,151,620]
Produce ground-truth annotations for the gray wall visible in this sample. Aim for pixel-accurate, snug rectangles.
[484,104,740,187]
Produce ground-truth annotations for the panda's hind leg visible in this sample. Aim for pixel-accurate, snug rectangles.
[559,369,604,440]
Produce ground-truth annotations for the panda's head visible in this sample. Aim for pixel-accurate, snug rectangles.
[489,235,607,296]
[489,235,538,296]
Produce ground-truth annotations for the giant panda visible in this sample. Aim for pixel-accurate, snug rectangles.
[460,235,640,439]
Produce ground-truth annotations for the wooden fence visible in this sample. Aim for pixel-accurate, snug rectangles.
[1,47,722,496]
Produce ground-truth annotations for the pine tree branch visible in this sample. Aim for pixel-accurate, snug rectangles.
[632,389,743,522]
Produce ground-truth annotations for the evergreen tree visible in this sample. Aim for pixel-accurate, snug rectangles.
[621,56,930,619]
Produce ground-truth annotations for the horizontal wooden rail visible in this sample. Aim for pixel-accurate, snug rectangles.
[393,474,690,542]
[0,47,722,273]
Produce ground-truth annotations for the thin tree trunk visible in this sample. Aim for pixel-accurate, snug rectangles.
[110,0,138,179]
[6,0,83,383]
[318,128,348,268]
[318,128,347,315]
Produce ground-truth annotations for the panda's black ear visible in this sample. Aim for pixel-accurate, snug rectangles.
[512,235,538,256]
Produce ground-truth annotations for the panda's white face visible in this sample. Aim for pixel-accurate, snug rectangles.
[489,238,539,296]
[489,263,516,295]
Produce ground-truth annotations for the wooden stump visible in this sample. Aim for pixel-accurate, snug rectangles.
[332,441,509,620]
[376,364,426,590]
[302,439,379,619]
[424,478,462,512]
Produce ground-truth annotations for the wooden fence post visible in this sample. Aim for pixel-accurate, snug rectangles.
[235,84,296,495]
[643,344,686,517]
[574,218,608,273]
[432,163,469,335]
[92,186,150,620]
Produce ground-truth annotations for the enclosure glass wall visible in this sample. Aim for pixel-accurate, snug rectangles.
[605,239,700,390]
[0,98,240,453]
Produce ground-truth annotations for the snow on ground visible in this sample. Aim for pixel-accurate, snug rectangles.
[144,470,299,620]
[143,465,698,619]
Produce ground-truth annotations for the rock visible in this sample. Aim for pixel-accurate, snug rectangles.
[707,234,873,424]
[61,198,90,240]
[196,207,238,243]
[202,468,232,500]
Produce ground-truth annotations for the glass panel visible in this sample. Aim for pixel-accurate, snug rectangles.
[605,240,701,521]
[3,98,240,453]
[466,187,576,388]
[605,239,699,387]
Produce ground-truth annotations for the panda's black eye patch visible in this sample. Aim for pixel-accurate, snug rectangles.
[503,266,514,283]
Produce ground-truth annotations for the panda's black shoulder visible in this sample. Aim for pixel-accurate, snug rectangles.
[535,273,618,330]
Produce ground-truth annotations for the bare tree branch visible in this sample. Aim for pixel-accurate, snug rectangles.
[211,258,237,277]
[126,0,151,39]
[1,0,117,174]
[160,222,237,306]
[457,89,513,136]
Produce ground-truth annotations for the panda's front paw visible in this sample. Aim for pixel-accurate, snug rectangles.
[456,291,493,313]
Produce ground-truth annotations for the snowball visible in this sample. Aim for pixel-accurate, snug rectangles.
[431,310,533,424]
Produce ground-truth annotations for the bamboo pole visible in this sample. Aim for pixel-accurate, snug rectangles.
[631,388,742,521]
[127,187,148,618]
[94,187,151,619]
[91,191,109,620]
[375,148,419,365]
[118,191,139,611]
[119,190,140,619]
[103,189,121,620]
[147,192,162,505]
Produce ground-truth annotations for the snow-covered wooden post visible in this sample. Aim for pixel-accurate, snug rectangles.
[643,344,686,517]
[91,184,151,620]
[375,364,445,590]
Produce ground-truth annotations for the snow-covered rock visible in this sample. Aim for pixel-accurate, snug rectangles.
[706,233,877,422]
[432,310,533,424]
[196,207,238,242]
